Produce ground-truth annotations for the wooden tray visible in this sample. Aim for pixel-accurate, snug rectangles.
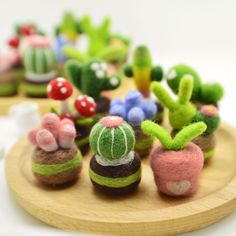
[5,123,236,236]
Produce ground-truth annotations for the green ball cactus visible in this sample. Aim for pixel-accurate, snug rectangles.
[151,76,196,130]
[165,64,224,104]
[90,116,135,160]
[66,59,121,101]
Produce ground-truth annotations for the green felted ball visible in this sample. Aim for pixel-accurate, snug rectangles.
[89,116,135,160]
[200,83,224,104]
[166,64,202,101]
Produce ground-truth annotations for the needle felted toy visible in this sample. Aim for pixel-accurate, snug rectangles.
[151,75,196,131]
[166,64,224,107]
[28,113,82,186]
[47,77,97,155]
[141,120,206,197]
[109,90,158,157]
[89,116,141,195]
[66,59,121,113]
[124,45,163,98]
[21,35,57,97]
[192,105,220,160]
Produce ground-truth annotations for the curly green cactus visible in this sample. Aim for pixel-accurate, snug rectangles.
[90,116,135,160]
[124,45,163,97]
[165,64,224,104]
[151,76,196,130]
[65,59,121,101]
[55,12,83,42]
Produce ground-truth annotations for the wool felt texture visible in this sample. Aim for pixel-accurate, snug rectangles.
[21,81,49,98]
[32,144,82,186]
[90,117,135,160]
[66,59,120,101]
[0,70,19,96]
[141,120,206,151]
[151,76,196,130]
[124,45,163,98]
[166,64,224,104]
[89,153,141,195]
[192,106,220,135]
[95,96,111,114]
[150,142,204,197]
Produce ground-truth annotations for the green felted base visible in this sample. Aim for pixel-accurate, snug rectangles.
[0,82,18,96]
[21,82,48,97]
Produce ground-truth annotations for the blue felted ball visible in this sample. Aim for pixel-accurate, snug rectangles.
[109,104,126,119]
[54,35,72,63]
[110,98,124,107]
[127,107,145,127]
[125,90,144,111]
[141,100,157,119]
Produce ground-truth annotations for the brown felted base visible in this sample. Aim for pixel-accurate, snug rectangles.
[79,143,90,156]
[89,153,141,195]
[134,128,153,158]
[96,96,110,114]
[32,144,82,186]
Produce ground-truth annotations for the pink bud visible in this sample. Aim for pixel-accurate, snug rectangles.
[36,129,58,152]
[58,124,76,149]
[60,118,74,126]
[28,128,40,146]
[41,113,60,138]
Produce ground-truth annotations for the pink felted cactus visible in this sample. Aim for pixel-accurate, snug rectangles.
[28,113,76,152]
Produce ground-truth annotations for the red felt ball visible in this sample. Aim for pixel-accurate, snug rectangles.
[8,37,20,48]
[75,95,97,117]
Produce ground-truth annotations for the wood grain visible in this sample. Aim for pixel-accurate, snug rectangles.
[5,123,236,236]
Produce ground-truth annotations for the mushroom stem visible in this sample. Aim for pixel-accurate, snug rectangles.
[61,99,71,114]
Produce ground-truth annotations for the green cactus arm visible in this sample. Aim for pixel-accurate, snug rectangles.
[200,83,224,104]
[62,46,88,62]
[178,75,194,104]
[151,81,176,110]
[99,17,111,38]
[81,15,93,36]
[141,120,173,150]
[151,65,163,82]
[124,64,133,77]
[76,20,83,34]
[173,122,207,150]
[102,76,121,91]
[65,60,82,90]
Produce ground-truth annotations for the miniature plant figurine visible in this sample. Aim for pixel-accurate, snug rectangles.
[192,105,221,160]
[141,120,206,197]
[124,45,163,98]
[166,64,224,106]
[28,113,82,186]
[109,90,159,157]
[151,75,196,130]
[89,116,141,195]
[22,35,57,97]
[47,78,97,155]
[66,59,121,113]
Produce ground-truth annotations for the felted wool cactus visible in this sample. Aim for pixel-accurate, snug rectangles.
[22,35,57,97]
[89,116,141,195]
[151,76,196,130]
[192,105,221,160]
[28,113,82,186]
[109,90,159,157]
[166,64,224,105]
[66,59,120,113]
[124,45,163,98]
[141,120,206,197]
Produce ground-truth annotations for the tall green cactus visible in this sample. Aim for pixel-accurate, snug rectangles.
[151,76,196,130]
[65,59,121,101]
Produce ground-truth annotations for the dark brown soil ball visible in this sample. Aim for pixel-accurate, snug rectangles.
[96,96,110,114]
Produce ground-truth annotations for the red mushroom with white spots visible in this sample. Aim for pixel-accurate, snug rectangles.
[75,95,97,117]
[47,77,73,115]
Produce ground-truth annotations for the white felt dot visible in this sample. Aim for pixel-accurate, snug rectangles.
[87,97,95,103]
[96,70,105,78]
[57,82,63,87]
[60,87,67,94]
[101,62,107,71]
[77,95,84,101]
[91,63,99,71]
[167,70,177,80]
[47,84,52,92]
[90,107,95,112]
[57,77,65,82]
[81,101,86,107]
[110,77,119,86]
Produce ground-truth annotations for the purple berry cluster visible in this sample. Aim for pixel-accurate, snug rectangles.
[109,90,157,127]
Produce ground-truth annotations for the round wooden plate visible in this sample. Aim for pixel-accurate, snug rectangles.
[5,123,236,236]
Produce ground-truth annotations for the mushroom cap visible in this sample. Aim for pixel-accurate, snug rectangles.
[47,77,73,100]
[75,95,97,117]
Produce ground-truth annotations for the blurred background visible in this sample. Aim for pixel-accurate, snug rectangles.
[0,0,236,235]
